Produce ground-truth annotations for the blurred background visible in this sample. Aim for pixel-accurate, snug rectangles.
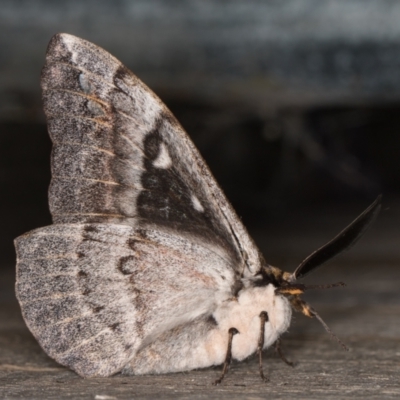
[0,0,399,270]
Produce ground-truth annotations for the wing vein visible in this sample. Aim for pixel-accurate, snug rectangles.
[53,175,123,187]
[56,327,111,356]
[51,311,94,326]
[17,254,79,262]
[19,292,82,304]
[46,112,112,127]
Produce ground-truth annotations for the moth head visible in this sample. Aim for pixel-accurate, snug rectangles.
[264,196,382,349]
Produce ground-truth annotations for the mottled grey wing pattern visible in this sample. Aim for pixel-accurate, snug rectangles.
[16,224,139,377]
[15,33,265,378]
[15,223,235,377]
[42,33,262,273]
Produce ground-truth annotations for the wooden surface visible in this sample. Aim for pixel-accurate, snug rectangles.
[1,205,400,399]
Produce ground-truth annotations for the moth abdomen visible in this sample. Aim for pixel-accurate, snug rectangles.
[124,284,291,376]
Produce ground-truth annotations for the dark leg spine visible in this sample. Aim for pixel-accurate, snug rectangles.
[257,311,269,382]
[213,327,239,385]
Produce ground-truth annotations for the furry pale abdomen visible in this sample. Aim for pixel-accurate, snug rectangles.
[123,285,292,375]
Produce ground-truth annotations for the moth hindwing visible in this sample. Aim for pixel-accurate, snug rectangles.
[14,33,381,383]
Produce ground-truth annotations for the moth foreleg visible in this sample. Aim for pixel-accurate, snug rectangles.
[257,311,269,382]
[274,338,294,367]
[213,327,239,385]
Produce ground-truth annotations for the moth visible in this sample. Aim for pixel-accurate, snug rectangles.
[15,33,381,383]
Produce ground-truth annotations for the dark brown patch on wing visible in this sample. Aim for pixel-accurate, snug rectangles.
[77,270,87,278]
[118,255,136,275]
[127,238,138,249]
[137,115,238,261]
[109,323,120,331]
[142,119,163,160]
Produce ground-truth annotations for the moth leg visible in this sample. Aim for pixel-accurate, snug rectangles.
[290,296,349,351]
[274,339,295,367]
[257,311,269,382]
[213,327,239,385]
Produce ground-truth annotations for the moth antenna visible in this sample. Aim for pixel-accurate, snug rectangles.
[304,282,346,290]
[291,195,382,281]
[276,281,345,296]
[311,309,349,351]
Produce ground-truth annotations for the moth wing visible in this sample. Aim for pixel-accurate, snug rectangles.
[15,223,235,377]
[16,33,263,377]
[42,33,263,275]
